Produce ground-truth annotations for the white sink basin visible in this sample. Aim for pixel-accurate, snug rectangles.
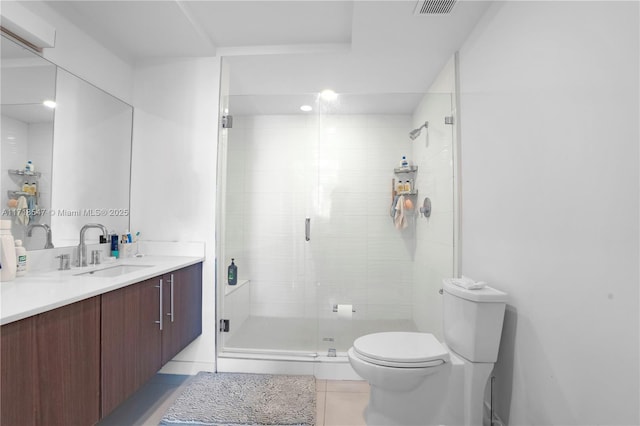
[75,264,153,278]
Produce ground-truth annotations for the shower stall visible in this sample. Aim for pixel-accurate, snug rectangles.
[216,83,458,377]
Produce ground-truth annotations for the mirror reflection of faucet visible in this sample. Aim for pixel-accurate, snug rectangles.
[55,253,71,271]
[27,223,54,249]
[77,224,109,267]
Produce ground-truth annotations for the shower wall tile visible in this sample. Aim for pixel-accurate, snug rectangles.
[243,213,298,238]
[312,215,368,238]
[307,257,367,285]
[245,236,299,259]
[364,304,413,320]
[251,280,309,304]
[367,283,413,306]
[242,257,302,283]
[243,192,298,215]
[320,193,368,216]
[224,214,244,244]
[365,194,395,219]
[366,115,412,129]
[250,303,307,318]
[366,259,414,284]
[366,236,416,261]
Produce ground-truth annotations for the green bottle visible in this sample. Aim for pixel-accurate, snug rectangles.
[228,258,237,285]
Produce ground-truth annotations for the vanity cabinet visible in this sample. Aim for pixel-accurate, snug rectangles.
[161,263,203,364]
[101,263,203,418]
[1,316,37,425]
[100,276,163,416]
[0,297,101,426]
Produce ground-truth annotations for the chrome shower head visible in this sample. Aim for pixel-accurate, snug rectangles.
[409,121,428,140]
[409,128,421,140]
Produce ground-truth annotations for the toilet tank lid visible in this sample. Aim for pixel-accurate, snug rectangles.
[443,280,508,303]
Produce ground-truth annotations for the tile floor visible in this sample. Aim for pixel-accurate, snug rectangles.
[98,373,369,426]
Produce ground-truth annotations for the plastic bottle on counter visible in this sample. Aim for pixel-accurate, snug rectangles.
[1,220,17,282]
[15,240,27,277]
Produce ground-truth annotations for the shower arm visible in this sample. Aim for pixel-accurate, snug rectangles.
[409,121,429,140]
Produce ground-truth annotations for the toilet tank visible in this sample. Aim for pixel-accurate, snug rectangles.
[443,281,507,363]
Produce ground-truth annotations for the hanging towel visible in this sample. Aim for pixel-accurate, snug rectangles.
[16,195,29,226]
[390,194,400,219]
[394,195,408,230]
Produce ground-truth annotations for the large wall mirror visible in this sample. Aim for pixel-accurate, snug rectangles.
[1,35,133,250]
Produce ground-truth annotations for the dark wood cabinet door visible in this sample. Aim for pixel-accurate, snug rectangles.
[179,263,203,349]
[101,283,138,416]
[1,316,37,426]
[161,263,203,364]
[101,277,162,418]
[136,277,163,384]
[36,296,101,426]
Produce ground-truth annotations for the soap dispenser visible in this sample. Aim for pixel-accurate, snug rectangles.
[228,258,238,285]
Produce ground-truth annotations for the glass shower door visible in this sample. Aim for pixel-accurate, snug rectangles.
[219,94,321,357]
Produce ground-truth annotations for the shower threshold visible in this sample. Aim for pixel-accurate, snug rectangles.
[217,349,358,380]
[218,315,418,379]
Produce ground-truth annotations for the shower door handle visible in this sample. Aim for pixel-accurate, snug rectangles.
[305,218,311,241]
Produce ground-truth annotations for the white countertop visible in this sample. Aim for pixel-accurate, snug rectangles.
[1,255,204,325]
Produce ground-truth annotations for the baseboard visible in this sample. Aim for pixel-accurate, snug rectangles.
[159,360,216,375]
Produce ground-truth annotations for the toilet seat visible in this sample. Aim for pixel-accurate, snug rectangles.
[352,332,449,368]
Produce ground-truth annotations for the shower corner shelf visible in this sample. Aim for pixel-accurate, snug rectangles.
[9,169,42,178]
[394,166,418,174]
[225,279,250,296]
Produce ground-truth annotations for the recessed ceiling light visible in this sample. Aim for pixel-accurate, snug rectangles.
[320,89,338,101]
[43,100,56,109]
[300,105,313,112]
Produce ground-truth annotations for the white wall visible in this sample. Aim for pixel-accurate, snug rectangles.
[458,2,639,424]
[131,57,221,372]
[19,1,134,104]
[226,114,416,320]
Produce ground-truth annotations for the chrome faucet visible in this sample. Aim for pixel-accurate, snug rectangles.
[78,223,109,267]
[27,223,54,249]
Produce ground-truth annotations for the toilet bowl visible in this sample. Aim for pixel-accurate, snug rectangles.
[348,282,508,426]
[348,332,462,426]
[348,332,448,392]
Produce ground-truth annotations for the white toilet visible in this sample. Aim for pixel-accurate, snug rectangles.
[348,280,507,426]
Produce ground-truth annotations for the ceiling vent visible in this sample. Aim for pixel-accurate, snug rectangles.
[414,0,458,15]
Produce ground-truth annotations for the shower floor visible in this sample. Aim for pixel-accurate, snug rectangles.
[223,315,418,354]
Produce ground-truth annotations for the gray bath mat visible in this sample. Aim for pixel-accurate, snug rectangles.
[160,372,316,426]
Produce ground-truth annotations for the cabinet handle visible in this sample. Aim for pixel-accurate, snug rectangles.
[305,218,311,241]
[166,273,174,323]
[155,278,163,331]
